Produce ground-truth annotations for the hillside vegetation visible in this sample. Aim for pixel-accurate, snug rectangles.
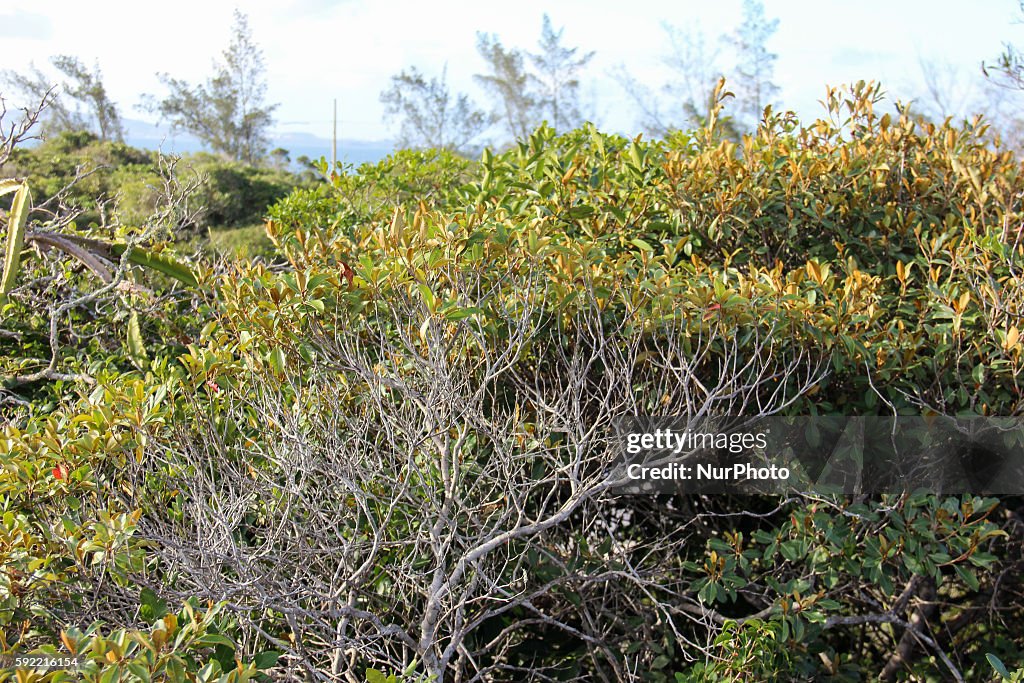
[2,82,1023,681]
[0,129,299,240]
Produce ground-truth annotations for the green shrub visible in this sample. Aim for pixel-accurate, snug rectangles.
[185,152,298,231]
[0,600,277,682]
[205,223,275,259]
[0,131,156,229]
[6,82,1024,680]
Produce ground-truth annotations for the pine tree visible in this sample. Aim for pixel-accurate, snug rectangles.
[475,33,536,142]
[146,10,277,165]
[475,14,595,143]
[1,55,124,141]
[380,65,488,154]
[528,14,595,131]
[729,0,780,130]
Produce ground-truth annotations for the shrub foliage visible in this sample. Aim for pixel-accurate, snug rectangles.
[3,82,1024,680]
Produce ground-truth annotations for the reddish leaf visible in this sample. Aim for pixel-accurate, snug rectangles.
[340,262,355,288]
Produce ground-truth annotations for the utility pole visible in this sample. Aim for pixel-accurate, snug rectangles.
[332,98,338,173]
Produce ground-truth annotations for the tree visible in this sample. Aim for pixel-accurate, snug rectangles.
[1,55,124,141]
[475,33,537,142]
[916,58,977,121]
[663,24,725,126]
[145,10,277,165]
[475,15,595,144]
[144,259,821,680]
[980,1,1024,153]
[985,0,1024,91]
[906,57,1024,153]
[380,65,488,155]
[728,0,780,130]
[527,14,595,131]
[614,22,729,137]
[269,147,290,171]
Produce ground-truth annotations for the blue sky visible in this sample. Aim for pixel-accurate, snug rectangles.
[2,0,1022,142]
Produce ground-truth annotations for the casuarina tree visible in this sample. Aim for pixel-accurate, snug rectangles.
[145,10,277,165]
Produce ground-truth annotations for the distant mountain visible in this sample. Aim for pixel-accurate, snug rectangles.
[121,118,393,167]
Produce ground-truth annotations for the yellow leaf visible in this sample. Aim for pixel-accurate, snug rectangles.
[806,260,821,284]
[60,630,77,655]
[390,207,405,245]
[152,629,167,650]
[1005,326,1020,350]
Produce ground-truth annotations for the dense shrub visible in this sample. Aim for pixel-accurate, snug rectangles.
[176,82,1024,679]
[0,132,299,235]
[0,130,159,228]
[3,82,1024,680]
[185,152,298,231]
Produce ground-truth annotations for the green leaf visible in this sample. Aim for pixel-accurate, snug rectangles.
[268,347,286,375]
[109,243,198,288]
[99,665,122,683]
[365,669,396,683]
[445,306,482,321]
[401,658,420,678]
[955,564,980,591]
[140,587,168,623]
[127,311,149,369]
[0,181,31,303]
[253,651,281,670]
[126,663,152,682]
[306,273,331,291]
[969,551,997,569]
[629,143,643,169]
[779,539,804,562]
[166,657,185,680]
[566,205,595,219]
[417,283,437,313]
[988,653,1012,678]
[195,633,236,648]
[698,580,719,603]
[196,661,221,683]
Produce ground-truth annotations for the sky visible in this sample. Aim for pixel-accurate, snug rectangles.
[1,0,1022,145]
